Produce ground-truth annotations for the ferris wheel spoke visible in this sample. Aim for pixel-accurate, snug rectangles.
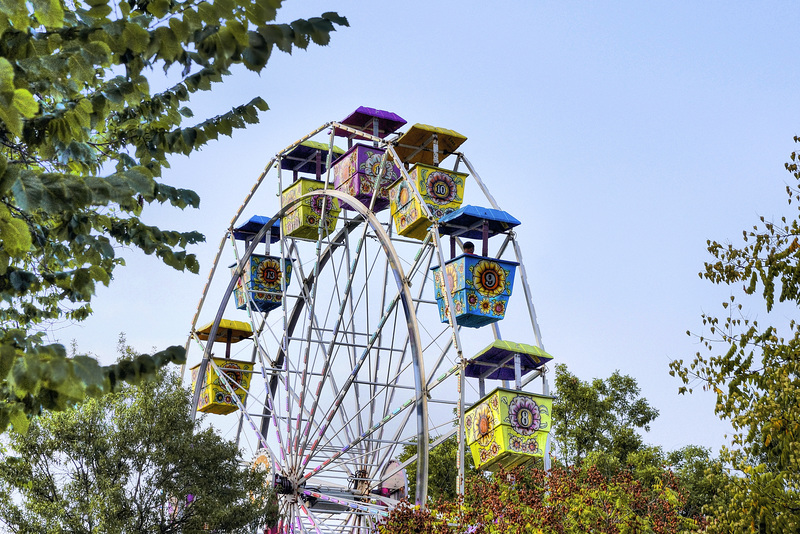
[302,385,421,482]
[268,323,359,468]
[298,503,324,534]
[266,232,368,469]
[373,350,461,476]
[256,237,330,449]
[270,369,358,475]
[371,360,451,479]
[295,317,367,468]
[286,247,333,458]
[253,349,292,468]
[309,357,414,468]
[292,503,313,534]
[296,262,410,468]
[299,285,406,470]
[366,239,393,445]
[375,250,435,429]
[277,500,293,534]
[297,270,371,461]
[301,488,390,519]
[293,228,329,458]
[297,221,377,460]
[310,438,402,479]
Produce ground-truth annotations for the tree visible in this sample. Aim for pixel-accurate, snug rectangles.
[552,363,659,466]
[665,445,728,522]
[0,364,277,533]
[400,433,477,502]
[0,0,347,431]
[670,137,800,532]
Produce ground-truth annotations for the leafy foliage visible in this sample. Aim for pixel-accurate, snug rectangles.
[378,463,698,534]
[665,445,728,522]
[0,0,347,431]
[0,364,277,533]
[552,363,659,466]
[400,433,477,502]
[669,137,800,532]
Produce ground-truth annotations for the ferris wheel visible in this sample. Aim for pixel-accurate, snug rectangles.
[185,107,554,533]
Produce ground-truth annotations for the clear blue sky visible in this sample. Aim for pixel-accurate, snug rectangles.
[53,1,800,454]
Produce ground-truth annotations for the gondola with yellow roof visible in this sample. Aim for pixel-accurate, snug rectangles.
[190,320,255,415]
[389,124,468,240]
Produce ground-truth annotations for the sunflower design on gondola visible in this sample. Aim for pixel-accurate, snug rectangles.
[444,265,458,294]
[493,300,506,316]
[338,155,354,181]
[473,404,495,447]
[471,260,507,297]
[218,362,244,388]
[425,171,457,205]
[255,259,282,290]
[392,180,413,208]
[398,184,410,205]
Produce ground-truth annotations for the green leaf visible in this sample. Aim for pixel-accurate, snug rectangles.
[197,2,217,24]
[86,2,111,18]
[88,264,110,286]
[0,344,16,378]
[71,355,108,394]
[0,0,29,30]
[146,0,169,18]
[121,22,150,54]
[0,205,32,256]
[8,405,29,433]
[9,270,37,292]
[10,353,43,395]
[321,12,349,27]
[31,0,64,26]
[11,89,38,118]
[251,96,269,112]
[0,57,15,98]
[169,16,189,41]
[0,103,22,136]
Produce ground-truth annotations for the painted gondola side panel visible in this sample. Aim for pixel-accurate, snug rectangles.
[464,388,553,470]
[281,178,340,240]
[233,254,293,313]
[432,255,518,328]
[333,144,401,212]
[191,358,254,415]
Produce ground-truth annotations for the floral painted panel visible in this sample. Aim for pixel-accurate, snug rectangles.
[281,178,340,240]
[411,163,467,219]
[333,144,400,212]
